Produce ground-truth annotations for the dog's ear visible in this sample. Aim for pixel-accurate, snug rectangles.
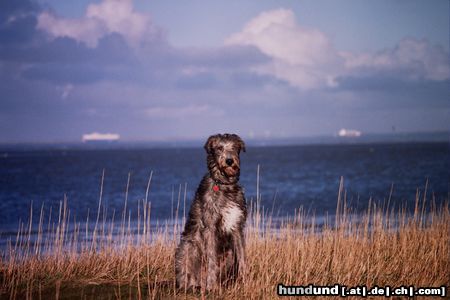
[232,134,246,153]
[204,134,220,154]
[239,138,246,153]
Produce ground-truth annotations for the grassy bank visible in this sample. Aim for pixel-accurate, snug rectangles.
[1,178,449,299]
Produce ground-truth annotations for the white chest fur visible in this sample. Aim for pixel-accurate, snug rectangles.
[221,204,242,233]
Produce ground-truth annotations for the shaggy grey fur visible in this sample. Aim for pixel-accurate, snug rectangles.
[175,133,247,291]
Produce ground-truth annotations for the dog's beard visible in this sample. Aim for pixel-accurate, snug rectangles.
[217,157,240,177]
[209,156,240,182]
[221,165,239,177]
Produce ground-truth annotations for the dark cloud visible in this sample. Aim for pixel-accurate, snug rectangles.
[0,0,39,19]
[22,63,107,83]
[0,15,38,45]
[335,73,448,92]
[175,72,218,89]
[0,0,269,86]
[2,37,89,63]
[17,33,139,84]
[180,45,271,69]
[0,0,41,55]
[228,72,288,88]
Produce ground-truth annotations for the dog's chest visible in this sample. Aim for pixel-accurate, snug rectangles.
[221,203,242,233]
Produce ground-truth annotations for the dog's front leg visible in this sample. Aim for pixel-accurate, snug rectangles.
[234,231,246,277]
[204,227,218,290]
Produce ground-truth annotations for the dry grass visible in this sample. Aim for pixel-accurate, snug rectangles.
[0,176,449,299]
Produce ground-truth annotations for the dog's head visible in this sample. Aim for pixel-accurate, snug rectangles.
[204,133,246,184]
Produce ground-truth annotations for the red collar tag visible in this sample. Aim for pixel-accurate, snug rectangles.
[213,185,220,192]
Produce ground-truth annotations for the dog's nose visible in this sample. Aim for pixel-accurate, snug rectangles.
[226,158,234,166]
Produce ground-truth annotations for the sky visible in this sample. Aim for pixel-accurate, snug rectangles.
[0,0,449,143]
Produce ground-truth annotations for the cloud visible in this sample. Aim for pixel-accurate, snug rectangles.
[18,35,139,84]
[0,0,38,21]
[0,0,270,86]
[179,45,270,70]
[0,13,37,45]
[226,8,343,89]
[334,38,450,96]
[341,37,450,81]
[37,0,163,48]
[226,8,449,90]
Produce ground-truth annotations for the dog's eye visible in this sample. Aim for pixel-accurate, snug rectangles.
[216,146,224,152]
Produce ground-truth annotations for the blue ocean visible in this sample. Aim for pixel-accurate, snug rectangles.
[0,142,449,243]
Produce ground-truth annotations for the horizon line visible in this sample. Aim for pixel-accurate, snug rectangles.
[0,130,448,147]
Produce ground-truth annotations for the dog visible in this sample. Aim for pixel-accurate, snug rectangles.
[175,133,247,291]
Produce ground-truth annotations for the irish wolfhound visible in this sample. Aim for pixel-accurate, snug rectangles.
[175,133,247,291]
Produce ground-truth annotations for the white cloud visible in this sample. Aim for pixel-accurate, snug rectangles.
[341,38,450,81]
[225,8,343,89]
[37,12,103,47]
[226,8,449,90]
[37,0,159,48]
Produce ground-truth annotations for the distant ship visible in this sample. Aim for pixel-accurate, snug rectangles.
[338,128,362,138]
[82,132,120,143]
